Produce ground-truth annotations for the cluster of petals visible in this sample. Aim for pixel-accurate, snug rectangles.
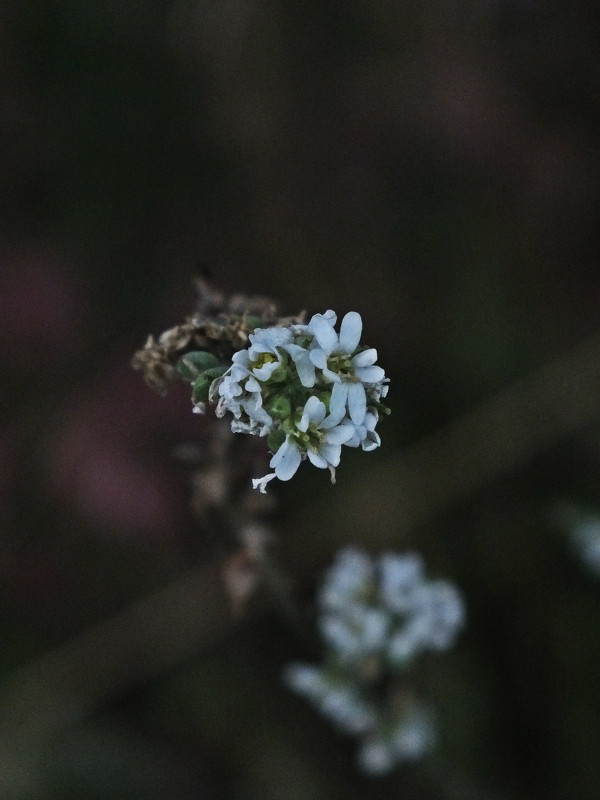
[300,310,386,425]
[283,546,464,775]
[252,396,355,493]
[213,310,388,490]
[318,547,465,668]
[284,660,435,775]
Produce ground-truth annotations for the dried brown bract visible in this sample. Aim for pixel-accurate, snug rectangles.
[131,278,304,394]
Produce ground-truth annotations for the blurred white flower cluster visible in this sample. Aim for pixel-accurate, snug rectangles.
[570,516,600,574]
[284,547,465,776]
[549,502,600,576]
[210,310,388,491]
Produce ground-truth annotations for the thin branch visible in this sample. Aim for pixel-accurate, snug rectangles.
[0,565,229,743]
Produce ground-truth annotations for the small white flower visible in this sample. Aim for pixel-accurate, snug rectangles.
[415,580,465,650]
[283,663,327,696]
[570,517,600,575]
[358,735,396,776]
[344,411,381,451]
[252,396,355,491]
[387,627,423,664]
[320,604,390,665]
[378,552,424,614]
[319,683,376,734]
[387,580,465,662]
[245,325,292,381]
[284,664,376,735]
[358,708,435,775]
[306,311,386,425]
[390,709,436,761]
[216,367,273,429]
[319,546,375,610]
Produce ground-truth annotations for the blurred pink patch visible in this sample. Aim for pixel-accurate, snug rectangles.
[0,250,84,360]
[45,363,203,542]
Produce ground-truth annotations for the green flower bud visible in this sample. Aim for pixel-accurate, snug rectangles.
[267,364,288,384]
[286,386,307,409]
[266,395,292,420]
[244,315,264,331]
[192,374,211,404]
[177,351,220,380]
[267,428,286,452]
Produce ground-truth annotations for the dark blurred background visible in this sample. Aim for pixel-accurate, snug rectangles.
[2,1,600,798]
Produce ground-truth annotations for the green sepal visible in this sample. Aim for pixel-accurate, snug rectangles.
[372,402,391,416]
[192,374,211,404]
[294,334,313,349]
[286,386,308,410]
[266,395,292,420]
[267,428,286,452]
[177,350,220,380]
[244,315,264,331]
[266,363,288,384]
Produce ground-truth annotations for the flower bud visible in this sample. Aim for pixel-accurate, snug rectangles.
[177,350,220,380]
[267,364,288,383]
[192,374,211,404]
[244,315,264,330]
[266,395,292,420]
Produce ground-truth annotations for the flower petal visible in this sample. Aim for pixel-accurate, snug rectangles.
[309,348,328,369]
[245,376,261,393]
[285,344,316,388]
[339,312,362,353]
[310,314,338,353]
[252,473,277,493]
[307,450,328,469]
[319,442,343,467]
[322,367,341,383]
[347,382,367,425]
[295,354,316,387]
[249,326,292,351]
[232,350,251,367]
[329,382,348,423]
[252,361,279,381]
[355,365,385,384]
[324,424,355,445]
[352,348,377,368]
[241,394,272,425]
[298,396,326,431]
[362,432,381,451]
[270,438,302,481]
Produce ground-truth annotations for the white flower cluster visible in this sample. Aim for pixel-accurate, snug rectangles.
[570,516,600,575]
[548,502,600,577]
[318,548,465,668]
[211,311,388,491]
[284,662,435,775]
[284,547,465,776]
